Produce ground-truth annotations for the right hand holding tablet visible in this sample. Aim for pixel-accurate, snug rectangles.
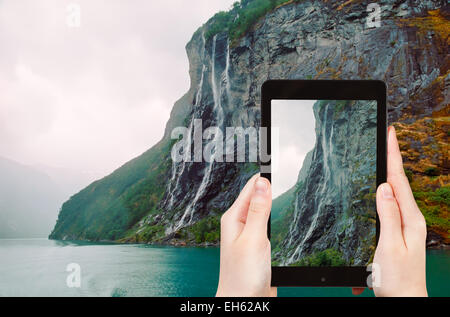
[353,126,428,297]
[217,126,428,297]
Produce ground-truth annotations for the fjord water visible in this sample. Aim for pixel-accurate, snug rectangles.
[0,239,448,297]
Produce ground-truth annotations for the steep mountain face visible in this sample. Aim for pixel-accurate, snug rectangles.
[154,33,259,238]
[272,100,377,266]
[50,0,449,247]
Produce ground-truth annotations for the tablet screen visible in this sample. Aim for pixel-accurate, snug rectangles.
[270,99,377,267]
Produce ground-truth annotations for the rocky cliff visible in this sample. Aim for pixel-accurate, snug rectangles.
[50,0,449,248]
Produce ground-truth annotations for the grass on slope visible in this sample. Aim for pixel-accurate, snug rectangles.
[204,0,304,43]
[50,140,173,241]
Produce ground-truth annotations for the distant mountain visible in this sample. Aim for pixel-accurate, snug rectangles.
[0,157,65,238]
[34,164,106,200]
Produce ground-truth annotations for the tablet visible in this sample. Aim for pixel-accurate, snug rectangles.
[261,80,386,287]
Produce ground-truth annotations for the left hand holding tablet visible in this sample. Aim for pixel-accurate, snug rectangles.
[216,174,277,297]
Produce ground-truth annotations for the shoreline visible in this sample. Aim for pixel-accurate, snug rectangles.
[46,237,220,248]
[46,237,449,250]
[3,237,447,250]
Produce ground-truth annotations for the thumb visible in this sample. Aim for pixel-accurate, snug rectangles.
[376,182,404,246]
[241,177,271,240]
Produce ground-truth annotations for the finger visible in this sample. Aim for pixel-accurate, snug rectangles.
[230,173,260,223]
[221,174,259,242]
[387,126,423,227]
[270,287,277,297]
[241,176,272,241]
[376,183,405,246]
[352,288,365,296]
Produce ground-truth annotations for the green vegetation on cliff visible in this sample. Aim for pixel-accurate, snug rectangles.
[414,186,450,237]
[181,215,221,244]
[271,186,295,222]
[49,140,173,241]
[270,188,296,254]
[130,215,221,245]
[205,0,303,42]
[395,116,449,244]
[288,249,347,267]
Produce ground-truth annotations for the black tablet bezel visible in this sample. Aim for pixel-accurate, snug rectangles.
[261,80,386,287]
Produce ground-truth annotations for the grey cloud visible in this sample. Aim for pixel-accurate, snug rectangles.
[0,0,235,174]
[271,99,316,198]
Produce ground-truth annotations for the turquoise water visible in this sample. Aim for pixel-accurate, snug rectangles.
[0,239,448,297]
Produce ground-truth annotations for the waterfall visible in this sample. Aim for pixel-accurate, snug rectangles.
[167,65,206,209]
[165,33,206,210]
[174,34,228,230]
[224,39,231,99]
[286,196,299,248]
[167,113,194,208]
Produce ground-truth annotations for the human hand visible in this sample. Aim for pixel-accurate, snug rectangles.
[353,126,428,297]
[216,174,277,297]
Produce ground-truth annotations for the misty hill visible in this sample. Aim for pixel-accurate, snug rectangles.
[0,157,64,238]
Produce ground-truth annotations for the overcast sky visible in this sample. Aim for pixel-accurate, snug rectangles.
[0,0,235,178]
[271,100,316,199]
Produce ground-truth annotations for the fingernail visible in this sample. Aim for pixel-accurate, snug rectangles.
[380,183,393,199]
[254,177,269,195]
[389,125,396,136]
